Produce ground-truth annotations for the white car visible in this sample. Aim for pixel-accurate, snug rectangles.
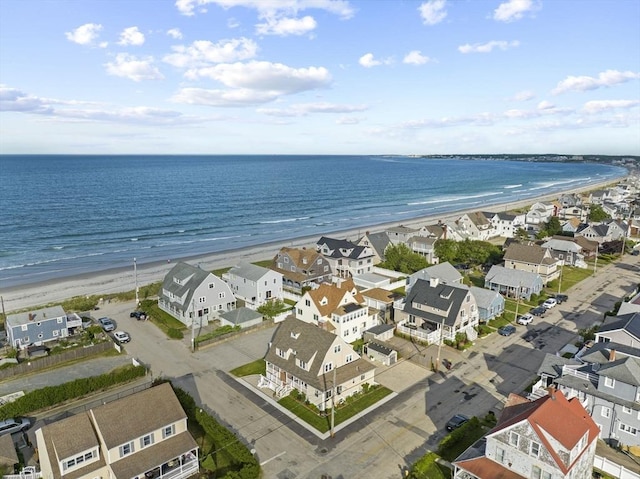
[542,298,558,309]
[517,313,534,325]
[113,331,131,343]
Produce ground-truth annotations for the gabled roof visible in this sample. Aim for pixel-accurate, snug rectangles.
[317,236,372,260]
[536,352,581,378]
[597,313,640,342]
[411,262,462,285]
[386,225,418,234]
[503,243,555,265]
[361,287,400,303]
[307,279,364,317]
[359,231,391,257]
[485,265,542,289]
[407,235,436,247]
[469,286,503,309]
[228,262,275,282]
[462,211,491,227]
[275,246,325,269]
[403,278,470,327]
[220,307,263,325]
[6,305,66,327]
[264,318,375,391]
[541,238,582,253]
[490,391,599,475]
[160,262,212,311]
[597,356,640,386]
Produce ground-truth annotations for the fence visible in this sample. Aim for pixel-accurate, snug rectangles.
[0,341,113,381]
[594,455,640,479]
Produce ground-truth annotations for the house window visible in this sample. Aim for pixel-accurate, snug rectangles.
[313,314,318,321]
[601,406,611,418]
[305,299,311,307]
[324,362,333,372]
[219,292,225,299]
[496,447,505,463]
[141,433,154,448]
[203,308,209,314]
[530,441,540,457]
[334,345,341,353]
[297,308,303,315]
[337,385,343,394]
[509,431,519,447]
[619,423,638,435]
[119,442,134,457]
[317,259,322,264]
[324,266,329,272]
[623,406,632,414]
[532,466,541,479]
[21,325,28,331]
[284,257,289,263]
[57,318,63,324]
[345,354,353,363]
[53,330,59,337]
[298,360,307,370]
[209,283,215,288]
[163,425,175,438]
[326,390,332,399]
[604,377,615,388]
[277,348,286,358]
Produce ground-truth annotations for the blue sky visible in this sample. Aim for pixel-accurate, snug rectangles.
[1,0,639,155]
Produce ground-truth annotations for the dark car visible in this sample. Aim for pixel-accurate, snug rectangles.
[554,294,568,304]
[530,306,547,317]
[446,414,469,431]
[498,325,516,336]
[130,311,147,320]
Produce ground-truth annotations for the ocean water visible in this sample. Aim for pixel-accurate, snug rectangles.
[0,155,627,288]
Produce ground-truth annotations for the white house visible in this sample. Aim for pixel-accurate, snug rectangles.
[223,262,283,310]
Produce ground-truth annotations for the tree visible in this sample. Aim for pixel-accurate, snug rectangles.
[379,243,428,274]
[257,299,288,321]
[537,216,562,239]
[515,227,530,241]
[434,239,457,264]
[588,204,610,222]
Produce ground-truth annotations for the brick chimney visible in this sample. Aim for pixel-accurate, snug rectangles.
[547,385,556,400]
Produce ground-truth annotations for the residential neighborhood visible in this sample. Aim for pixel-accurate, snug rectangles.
[1,178,640,478]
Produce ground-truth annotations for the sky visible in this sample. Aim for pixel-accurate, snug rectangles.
[0,0,639,155]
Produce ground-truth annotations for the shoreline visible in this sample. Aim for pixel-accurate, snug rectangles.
[1,176,625,313]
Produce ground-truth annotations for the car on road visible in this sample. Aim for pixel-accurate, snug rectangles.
[130,310,147,320]
[498,325,517,336]
[530,306,547,317]
[113,331,131,343]
[542,298,558,309]
[446,414,470,431]
[516,313,534,325]
[0,417,31,436]
[554,294,568,304]
[98,317,115,332]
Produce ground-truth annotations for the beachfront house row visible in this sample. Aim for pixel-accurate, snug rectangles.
[316,236,375,278]
[531,341,640,451]
[158,262,235,327]
[484,265,544,300]
[260,317,376,410]
[35,382,199,479]
[357,231,392,264]
[385,225,420,245]
[222,262,283,310]
[394,277,479,344]
[503,243,560,285]
[294,279,378,343]
[454,212,496,241]
[452,389,599,479]
[525,201,556,225]
[270,246,333,293]
[470,286,505,323]
[484,211,527,238]
[5,305,83,350]
[406,262,463,293]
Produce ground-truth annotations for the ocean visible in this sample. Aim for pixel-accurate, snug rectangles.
[0,155,627,289]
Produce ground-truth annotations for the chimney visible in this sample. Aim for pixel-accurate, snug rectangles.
[547,385,556,400]
[443,224,447,240]
[28,313,34,321]
[609,349,616,361]
[429,277,439,288]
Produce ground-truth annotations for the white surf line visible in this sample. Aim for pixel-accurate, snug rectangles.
[260,451,286,466]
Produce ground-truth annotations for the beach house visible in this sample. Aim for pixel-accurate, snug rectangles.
[5,305,82,350]
[270,246,333,292]
[35,382,199,479]
[484,265,544,300]
[223,262,283,310]
[503,243,560,285]
[158,262,235,327]
[261,317,376,411]
[316,236,375,278]
[357,231,392,264]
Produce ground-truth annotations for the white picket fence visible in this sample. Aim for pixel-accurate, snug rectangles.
[594,454,640,479]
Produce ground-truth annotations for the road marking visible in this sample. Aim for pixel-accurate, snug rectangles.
[260,451,286,466]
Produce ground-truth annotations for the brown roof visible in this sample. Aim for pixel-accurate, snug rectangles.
[42,412,99,460]
[503,243,556,265]
[361,287,397,303]
[308,280,364,317]
[454,456,526,479]
[271,247,330,283]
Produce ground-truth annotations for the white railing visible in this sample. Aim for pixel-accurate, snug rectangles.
[4,467,42,479]
[161,458,199,479]
[594,454,640,479]
[276,384,293,398]
[562,365,598,384]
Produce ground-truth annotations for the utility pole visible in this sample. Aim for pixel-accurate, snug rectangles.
[557,260,564,294]
[514,283,522,320]
[435,316,445,372]
[330,366,336,438]
[594,247,598,273]
[190,298,196,353]
[134,258,139,306]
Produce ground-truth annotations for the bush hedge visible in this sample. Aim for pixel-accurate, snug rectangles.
[0,364,146,420]
[195,325,241,345]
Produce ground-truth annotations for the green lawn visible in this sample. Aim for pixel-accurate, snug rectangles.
[230,359,266,377]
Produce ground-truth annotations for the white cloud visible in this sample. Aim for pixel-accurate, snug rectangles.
[175,0,355,19]
[458,40,520,54]
[105,54,164,82]
[118,26,145,46]
[403,50,430,65]
[493,0,537,22]
[359,53,380,68]
[163,38,257,68]
[172,87,279,106]
[552,70,640,94]
[583,99,640,114]
[257,102,367,117]
[256,15,317,36]
[65,23,104,46]
[512,90,535,101]
[537,100,555,110]
[167,28,183,39]
[185,61,331,92]
[336,116,361,125]
[418,0,447,26]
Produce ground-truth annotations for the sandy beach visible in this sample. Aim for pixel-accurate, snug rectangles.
[2,177,624,313]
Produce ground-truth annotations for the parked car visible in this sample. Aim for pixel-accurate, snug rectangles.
[0,417,31,436]
[516,313,534,325]
[130,310,147,320]
[554,294,568,304]
[113,331,131,343]
[446,414,469,431]
[530,306,547,317]
[542,298,558,309]
[498,325,516,336]
[98,317,115,332]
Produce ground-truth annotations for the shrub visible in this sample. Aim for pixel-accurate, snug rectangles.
[167,328,184,339]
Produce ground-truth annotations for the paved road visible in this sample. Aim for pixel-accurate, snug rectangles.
[2,253,638,478]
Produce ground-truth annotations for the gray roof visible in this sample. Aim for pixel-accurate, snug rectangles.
[228,262,274,282]
[469,286,503,309]
[362,231,391,258]
[580,341,640,364]
[597,313,640,341]
[366,323,395,335]
[160,262,212,313]
[403,279,469,327]
[597,356,640,386]
[317,236,371,260]
[412,262,462,285]
[536,352,582,378]
[485,265,542,289]
[220,307,263,325]
[6,305,66,327]
[265,318,375,391]
[367,341,394,356]
[541,238,582,253]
